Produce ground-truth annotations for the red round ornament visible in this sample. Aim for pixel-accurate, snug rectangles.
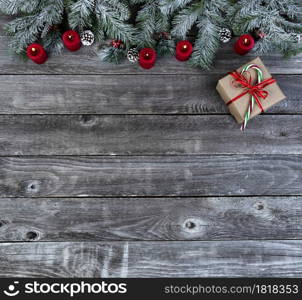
[26,43,48,64]
[175,40,193,61]
[139,48,156,69]
[234,34,255,55]
[62,30,81,51]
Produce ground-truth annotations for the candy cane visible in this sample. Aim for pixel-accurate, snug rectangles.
[240,64,264,131]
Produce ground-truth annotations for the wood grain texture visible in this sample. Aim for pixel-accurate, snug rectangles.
[0,240,302,277]
[0,16,301,75]
[0,74,299,114]
[0,115,301,155]
[1,155,301,197]
[0,197,302,242]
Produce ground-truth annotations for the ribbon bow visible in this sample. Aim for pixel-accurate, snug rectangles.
[226,64,276,131]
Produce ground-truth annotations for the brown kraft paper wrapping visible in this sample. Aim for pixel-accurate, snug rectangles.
[216,57,286,124]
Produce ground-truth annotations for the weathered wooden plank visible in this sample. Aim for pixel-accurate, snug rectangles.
[0,155,301,197]
[0,16,301,75]
[0,240,301,277]
[0,196,301,242]
[0,115,301,155]
[0,74,300,114]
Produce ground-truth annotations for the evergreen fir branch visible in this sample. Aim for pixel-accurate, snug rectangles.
[95,1,136,46]
[229,0,302,57]
[156,38,175,56]
[92,20,106,43]
[68,0,95,29]
[104,0,130,21]
[0,0,40,15]
[43,30,64,56]
[165,0,228,67]
[155,6,170,33]
[129,0,146,5]
[98,46,126,64]
[284,45,302,58]
[130,0,172,55]
[160,0,193,15]
[278,18,302,33]
[68,0,135,46]
[134,2,157,48]
[5,16,41,54]
[265,0,301,18]
[171,2,205,38]
[189,18,220,69]
[2,0,64,55]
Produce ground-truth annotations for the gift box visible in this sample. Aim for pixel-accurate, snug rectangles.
[216,57,286,129]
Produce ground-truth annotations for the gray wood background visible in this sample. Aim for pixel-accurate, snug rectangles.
[0,15,302,277]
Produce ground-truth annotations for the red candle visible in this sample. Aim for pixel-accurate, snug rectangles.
[175,40,193,61]
[234,34,255,55]
[139,48,156,69]
[62,30,81,51]
[26,43,48,64]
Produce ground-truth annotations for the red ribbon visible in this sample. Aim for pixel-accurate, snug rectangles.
[226,71,276,113]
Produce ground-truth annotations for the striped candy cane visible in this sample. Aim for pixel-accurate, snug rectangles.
[240,64,264,131]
